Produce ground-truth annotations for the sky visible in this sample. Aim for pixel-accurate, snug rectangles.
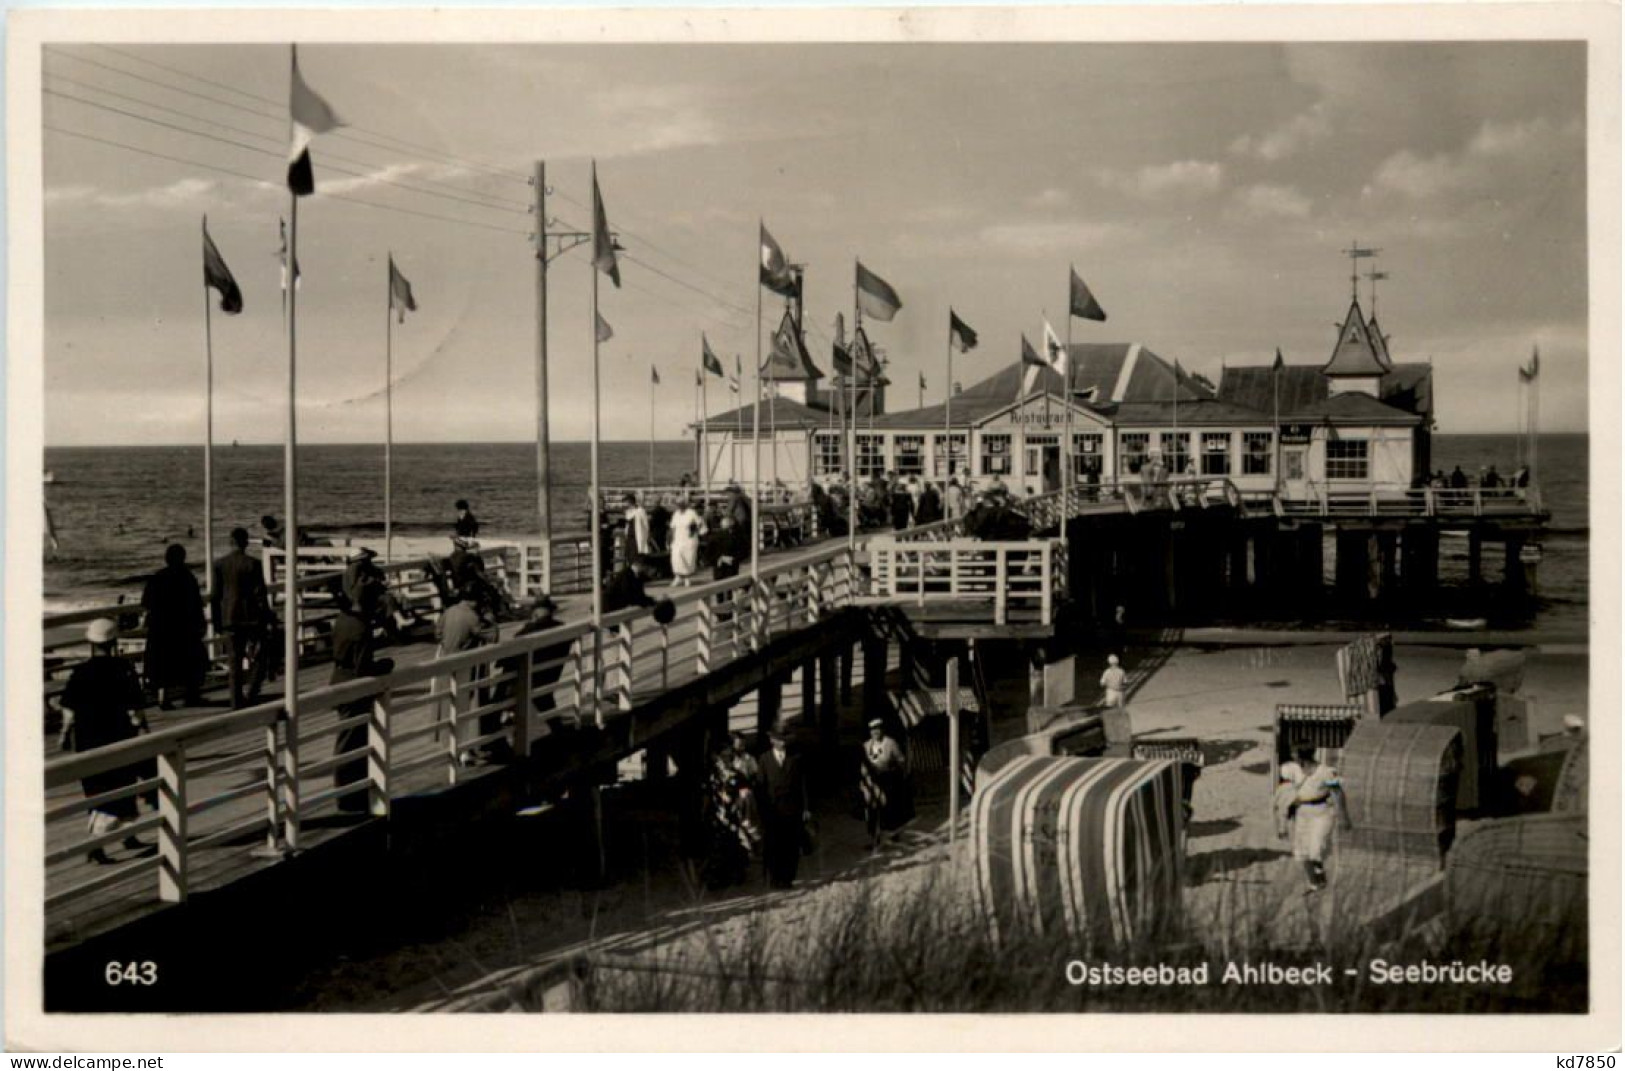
[40,40,1590,445]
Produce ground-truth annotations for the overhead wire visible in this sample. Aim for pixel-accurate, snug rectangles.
[45,87,529,218]
[43,124,529,236]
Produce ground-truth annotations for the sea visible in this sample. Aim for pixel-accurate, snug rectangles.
[40,434,1591,633]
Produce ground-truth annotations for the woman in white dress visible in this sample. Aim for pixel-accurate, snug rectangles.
[669,495,705,586]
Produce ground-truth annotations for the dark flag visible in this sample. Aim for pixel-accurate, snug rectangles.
[592,162,620,289]
[1021,333,1045,369]
[388,255,417,323]
[651,365,660,385]
[759,223,797,297]
[1519,349,1541,382]
[1069,266,1107,322]
[278,217,302,309]
[856,260,902,322]
[595,311,614,343]
[730,352,742,393]
[1273,347,1285,372]
[949,309,978,353]
[702,334,725,377]
[918,371,927,391]
[202,218,243,315]
[286,46,341,197]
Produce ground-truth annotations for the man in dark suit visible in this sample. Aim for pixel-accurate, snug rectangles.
[211,527,271,709]
[757,726,809,888]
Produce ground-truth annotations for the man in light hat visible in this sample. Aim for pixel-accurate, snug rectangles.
[757,725,809,888]
[860,717,911,848]
[1099,653,1132,745]
[212,527,271,709]
[58,620,152,864]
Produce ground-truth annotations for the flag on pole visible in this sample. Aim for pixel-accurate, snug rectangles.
[702,334,725,377]
[1043,318,1067,374]
[695,369,703,388]
[388,255,417,323]
[1069,267,1107,322]
[949,309,978,353]
[1519,349,1541,382]
[278,217,302,306]
[759,223,797,297]
[202,218,243,315]
[591,162,621,288]
[856,261,902,322]
[918,371,927,391]
[287,46,341,197]
[651,365,660,385]
[595,311,614,343]
[1273,347,1285,372]
[1020,333,1045,397]
[730,352,742,393]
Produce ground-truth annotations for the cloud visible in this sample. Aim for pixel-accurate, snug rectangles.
[1232,184,1312,219]
[45,177,219,210]
[1364,115,1582,201]
[1229,103,1330,161]
[977,219,1129,253]
[1026,187,1071,209]
[1096,160,1224,200]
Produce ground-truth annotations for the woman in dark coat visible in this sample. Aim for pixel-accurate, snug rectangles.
[58,619,152,864]
[140,544,206,708]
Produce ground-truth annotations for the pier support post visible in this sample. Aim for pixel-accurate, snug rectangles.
[898,641,916,692]
[800,659,817,727]
[1336,528,1369,603]
[757,674,783,737]
[862,638,888,720]
[841,645,855,704]
[1468,528,1484,585]
[819,650,840,756]
[1504,536,1527,596]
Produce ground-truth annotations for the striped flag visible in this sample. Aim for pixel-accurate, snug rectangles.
[760,223,797,298]
[592,162,620,289]
[856,261,902,322]
[202,217,243,315]
[278,217,301,308]
[286,46,341,197]
[1043,318,1067,373]
[702,334,725,377]
[388,255,417,323]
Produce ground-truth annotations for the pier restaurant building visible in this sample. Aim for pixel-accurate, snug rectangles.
[693,297,1433,502]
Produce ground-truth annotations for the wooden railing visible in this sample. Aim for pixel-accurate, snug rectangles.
[864,538,1066,626]
[1273,484,1544,520]
[42,541,860,919]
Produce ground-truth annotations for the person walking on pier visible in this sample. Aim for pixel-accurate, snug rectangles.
[914,481,944,525]
[888,472,914,531]
[212,527,271,709]
[623,493,653,561]
[141,544,207,710]
[670,494,706,587]
[330,578,395,812]
[435,581,498,766]
[1099,653,1132,744]
[944,477,965,522]
[454,499,480,542]
[758,726,810,889]
[860,718,913,848]
[58,619,153,864]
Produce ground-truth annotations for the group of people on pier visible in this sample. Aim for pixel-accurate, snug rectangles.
[702,725,810,891]
[1425,464,1530,493]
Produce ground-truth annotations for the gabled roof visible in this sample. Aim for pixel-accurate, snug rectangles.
[1290,391,1422,426]
[762,308,822,382]
[692,394,831,432]
[1112,398,1278,427]
[1217,361,1433,420]
[1367,314,1395,372]
[1322,299,1389,377]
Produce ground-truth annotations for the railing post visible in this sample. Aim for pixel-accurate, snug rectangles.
[1040,543,1053,625]
[510,646,534,762]
[697,597,714,676]
[807,563,823,622]
[1424,487,1436,517]
[995,549,1008,626]
[261,722,281,855]
[156,743,188,903]
[280,705,301,850]
[1368,487,1378,515]
[659,622,671,691]
[617,620,635,711]
[1473,488,1483,516]
[369,688,393,818]
[569,635,588,729]
[751,577,769,652]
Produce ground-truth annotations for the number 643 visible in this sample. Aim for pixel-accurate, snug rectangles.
[104,961,157,986]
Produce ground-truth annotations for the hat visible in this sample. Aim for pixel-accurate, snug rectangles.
[85,618,118,644]
[867,718,885,729]
[356,546,378,559]
[1107,654,1120,666]
[766,725,787,741]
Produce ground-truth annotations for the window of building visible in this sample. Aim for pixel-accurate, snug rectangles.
[1201,432,1232,476]
[1072,433,1104,478]
[1242,431,1273,476]
[1160,431,1191,476]
[1325,438,1370,480]
[980,433,1012,476]
[1119,432,1150,476]
[1284,448,1306,481]
[894,434,925,476]
[856,434,885,478]
[1025,434,1057,478]
[812,431,844,477]
[933,433,968,476]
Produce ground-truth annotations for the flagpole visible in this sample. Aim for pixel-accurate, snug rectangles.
[648,362,656,487]
[1273,354,1282,494]
[1063,301,1073,529]
[384,257,394,564]
[281,175,302,851]
[850,264,861,542]
[590,245,604,718]
[944,315,953,497]
[751,241,763,591]
[700,365,709,505]
[201,218,215,606]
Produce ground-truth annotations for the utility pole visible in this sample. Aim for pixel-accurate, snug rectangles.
[532,161,552,592]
